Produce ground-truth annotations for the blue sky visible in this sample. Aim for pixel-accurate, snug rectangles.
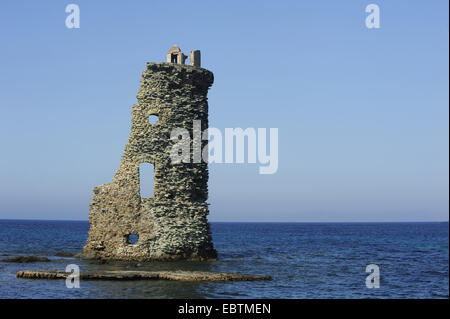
[0,0,448,221]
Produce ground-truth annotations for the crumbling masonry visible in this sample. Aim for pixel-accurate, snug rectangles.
[81,46,217,261]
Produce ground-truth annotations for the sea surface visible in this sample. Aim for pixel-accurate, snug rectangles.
[0,220,448,299]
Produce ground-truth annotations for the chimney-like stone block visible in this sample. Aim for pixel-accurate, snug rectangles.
[190,50,201,67]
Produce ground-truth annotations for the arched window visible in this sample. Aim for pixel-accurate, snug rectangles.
[149,114,159,125]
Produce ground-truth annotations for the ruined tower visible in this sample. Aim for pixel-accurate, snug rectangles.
[81,46,217,261]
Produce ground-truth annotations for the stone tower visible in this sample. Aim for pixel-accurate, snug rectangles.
[81,46,217,261]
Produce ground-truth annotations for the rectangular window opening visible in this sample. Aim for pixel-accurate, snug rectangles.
[139,163,154,198]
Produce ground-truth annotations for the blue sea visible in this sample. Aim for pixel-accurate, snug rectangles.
[0,220,448,299]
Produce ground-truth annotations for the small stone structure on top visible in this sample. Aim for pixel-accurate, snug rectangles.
[166,45,201,67]
[166,45,187,64]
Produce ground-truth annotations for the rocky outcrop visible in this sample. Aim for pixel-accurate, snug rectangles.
[80,61,217,261]
[17,270,271,282]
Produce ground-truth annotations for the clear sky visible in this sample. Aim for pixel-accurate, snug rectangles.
[0,0,448,221]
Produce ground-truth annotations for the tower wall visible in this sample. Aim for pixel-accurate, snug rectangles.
[81,62,217,261]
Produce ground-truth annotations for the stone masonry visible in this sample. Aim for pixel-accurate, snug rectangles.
[81,46,217,261]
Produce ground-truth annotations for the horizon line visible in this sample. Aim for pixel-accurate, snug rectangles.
[0,218,448,223]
